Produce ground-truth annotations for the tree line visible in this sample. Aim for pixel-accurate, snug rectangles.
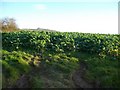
[0,17,18,32]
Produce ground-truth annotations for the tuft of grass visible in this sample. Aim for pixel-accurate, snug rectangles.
[2,50,34,88]
[31,76,43,88]
[30,52,78,88]
[74,52,119,88]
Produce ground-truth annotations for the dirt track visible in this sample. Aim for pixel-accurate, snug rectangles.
[11,61,99,88]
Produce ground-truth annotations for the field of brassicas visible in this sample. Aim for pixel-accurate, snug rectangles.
[1,31,120,88]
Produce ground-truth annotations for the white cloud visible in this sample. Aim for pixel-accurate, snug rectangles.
[34,4,47,10]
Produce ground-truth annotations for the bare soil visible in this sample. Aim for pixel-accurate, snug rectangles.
[11,61,98,88]
[72,61,94,88]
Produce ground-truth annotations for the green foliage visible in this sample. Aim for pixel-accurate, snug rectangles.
[31,76,43,88]
[1,50,33,88]
[2,31,119,58]
[78,53,119,88]
[39,52,79,74]
[1,31,119,88]
[31,53,78,88]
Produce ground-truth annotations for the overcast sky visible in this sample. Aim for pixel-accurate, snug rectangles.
[0,0,119,34]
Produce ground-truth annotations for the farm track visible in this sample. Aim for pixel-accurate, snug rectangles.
[11,61,97,88]
[72,62,94,88]
[11,70,35,88]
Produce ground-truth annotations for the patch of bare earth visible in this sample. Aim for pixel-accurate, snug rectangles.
[9,58,99,88]
[72,62,94,88]
[12,74,31,88]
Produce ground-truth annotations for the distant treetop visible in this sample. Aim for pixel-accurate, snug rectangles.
[0,17,19,32]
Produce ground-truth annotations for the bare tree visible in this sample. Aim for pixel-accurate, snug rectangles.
[0,17,18,32]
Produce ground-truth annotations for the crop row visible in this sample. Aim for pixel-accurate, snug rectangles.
[2,31,119,57]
